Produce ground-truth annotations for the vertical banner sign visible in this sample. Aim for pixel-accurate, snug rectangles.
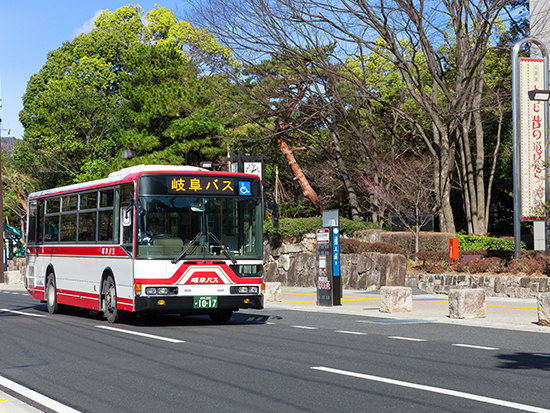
[332,227,341,306]
[520,58,546,220]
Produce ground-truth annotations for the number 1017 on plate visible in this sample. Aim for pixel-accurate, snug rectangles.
[194,296,218,309]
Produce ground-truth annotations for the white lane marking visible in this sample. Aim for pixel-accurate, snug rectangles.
[290,325,318,330]
[0,375,81,413]
[452,344,499,351]
[534,354,550,358]
[335,330,367,335]
[388,336,426,342]
[96,326,185,343]
[0,309,45,317]
[266,322,275,325]
[312,367,550,413]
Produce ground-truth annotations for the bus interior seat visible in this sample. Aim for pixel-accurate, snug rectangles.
[153,237,184,256]
[138,245,163,257]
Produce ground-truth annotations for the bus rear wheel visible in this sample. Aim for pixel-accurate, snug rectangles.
[103,276,128,324]
[209,310,233,323]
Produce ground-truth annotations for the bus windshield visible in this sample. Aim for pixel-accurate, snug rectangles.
[136,195,262,261]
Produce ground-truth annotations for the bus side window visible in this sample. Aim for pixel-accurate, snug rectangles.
[37,200,44,244]
[28,201,38,245]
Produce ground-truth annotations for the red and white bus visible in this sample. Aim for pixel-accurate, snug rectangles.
[25,165,265,323]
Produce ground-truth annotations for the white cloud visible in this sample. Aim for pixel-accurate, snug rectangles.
[73,10,104,38]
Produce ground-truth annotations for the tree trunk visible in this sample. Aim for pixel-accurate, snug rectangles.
[277,134,324,214]
[331,130,362,221]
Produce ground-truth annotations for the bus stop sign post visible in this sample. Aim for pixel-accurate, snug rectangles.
[316,210,341,306]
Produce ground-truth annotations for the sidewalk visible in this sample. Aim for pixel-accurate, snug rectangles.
[268,286,548,334]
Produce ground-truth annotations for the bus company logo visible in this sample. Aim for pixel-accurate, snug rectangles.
[170,177,234,193]
[101,247,117,256]
[185,274,224,284]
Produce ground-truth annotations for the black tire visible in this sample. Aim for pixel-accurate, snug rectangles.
[103,276,128,323]
[46,274,67,314]
[46,274,59,314]
[209,310,233,323]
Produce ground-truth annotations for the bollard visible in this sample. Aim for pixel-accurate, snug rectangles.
[448,288,485,319]
[379,286,412,313]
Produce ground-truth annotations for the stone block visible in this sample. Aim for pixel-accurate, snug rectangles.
[537,293,550,326]
[264,282,282,302]
[5,271,23,285]
[448,288,486,319]
[279,254,290,271]
[379,254,407,286]
[379,286,412,313]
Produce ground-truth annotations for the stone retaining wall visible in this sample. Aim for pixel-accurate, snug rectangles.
[407,273,550,298]
[263,236,407,289]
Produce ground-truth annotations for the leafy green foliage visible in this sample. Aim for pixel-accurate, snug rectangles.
[16,5,233,190]
[456,234,524,251]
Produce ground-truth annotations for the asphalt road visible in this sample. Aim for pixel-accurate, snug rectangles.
[1,290,550,413]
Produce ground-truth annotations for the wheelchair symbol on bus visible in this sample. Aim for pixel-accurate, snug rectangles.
[239,181,251,196]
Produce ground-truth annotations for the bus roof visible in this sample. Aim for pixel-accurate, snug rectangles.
[27,164,253,199]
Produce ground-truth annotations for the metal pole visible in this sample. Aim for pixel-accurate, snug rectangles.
[512,37,549,259]
[0,106,4,282]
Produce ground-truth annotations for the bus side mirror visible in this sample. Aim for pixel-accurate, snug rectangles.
[121,207,132,227]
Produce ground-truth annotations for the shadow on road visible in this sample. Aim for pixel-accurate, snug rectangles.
[29,302,275,327]
[495,352,550,370]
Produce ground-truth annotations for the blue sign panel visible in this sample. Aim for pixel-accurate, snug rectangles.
[238,181,251,196]
[332,227,340,277]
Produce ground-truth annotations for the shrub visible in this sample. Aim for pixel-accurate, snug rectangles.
[264,216,378,238]
[413,251,452,273]
[379,232,455,255]
[365,242,404,255]
[341,238,369,254]
[507,251,550,275]
[460,249,488,257]
[340,238,404,255]
[456,234,524,251]
[455,257,506,274]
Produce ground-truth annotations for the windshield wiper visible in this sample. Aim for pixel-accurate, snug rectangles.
[208,232,237,265]
[171,232,203,264]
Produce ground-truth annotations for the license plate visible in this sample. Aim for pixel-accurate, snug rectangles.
[193,296,218,309]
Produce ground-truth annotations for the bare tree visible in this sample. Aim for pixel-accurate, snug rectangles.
[188,1,395,220]
[191,0,516,233]
[364,157,438,254]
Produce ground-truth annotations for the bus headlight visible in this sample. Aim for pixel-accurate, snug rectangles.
[145,287,178,296]
[230,286,260,294]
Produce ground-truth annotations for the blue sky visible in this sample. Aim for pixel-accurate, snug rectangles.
[0,1,191,140]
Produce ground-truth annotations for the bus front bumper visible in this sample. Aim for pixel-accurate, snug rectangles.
[134,294,264,313]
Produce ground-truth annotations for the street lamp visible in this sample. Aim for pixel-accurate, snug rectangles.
[528,90,550,101]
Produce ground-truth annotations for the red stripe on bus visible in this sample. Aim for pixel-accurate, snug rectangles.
[56,289,133,311]
[135,262,262,285]
[29,245,128,257]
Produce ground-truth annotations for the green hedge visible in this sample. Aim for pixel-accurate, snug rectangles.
[456,234,525,251]
[264,217,378,238]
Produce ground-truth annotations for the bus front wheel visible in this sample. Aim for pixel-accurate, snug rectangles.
[46,274,66,314]
[103,276,127,323]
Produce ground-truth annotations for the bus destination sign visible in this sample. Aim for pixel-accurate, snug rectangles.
[168,176,235,195]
